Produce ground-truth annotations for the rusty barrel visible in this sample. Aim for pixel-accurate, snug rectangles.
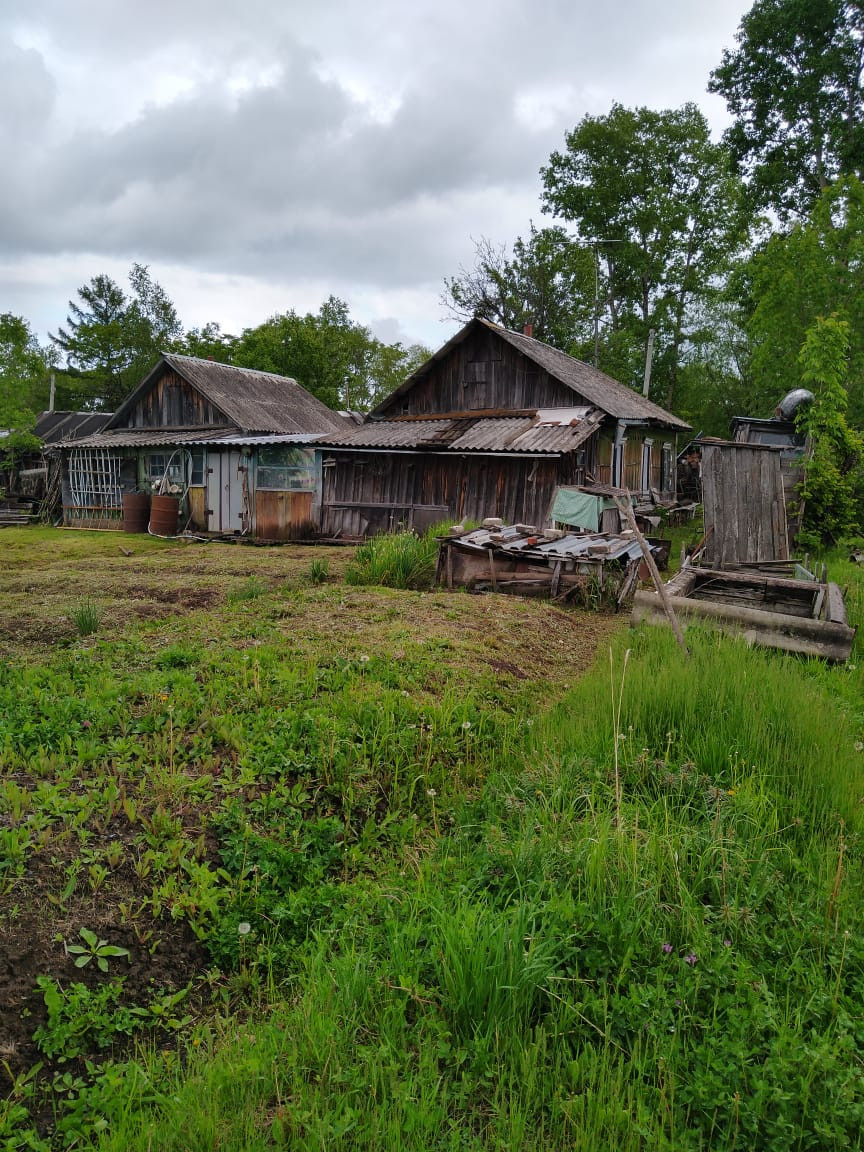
[122,491,151,533]
[149,493,180,536]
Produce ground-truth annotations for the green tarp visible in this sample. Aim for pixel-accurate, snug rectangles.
[551,489,602,531]
[551,488,627,531]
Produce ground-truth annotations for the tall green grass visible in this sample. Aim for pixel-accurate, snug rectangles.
[534,625,864,835]
[344,524,454,590]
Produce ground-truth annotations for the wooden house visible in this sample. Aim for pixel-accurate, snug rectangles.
[316,318,690,536]
[57,355,347,539]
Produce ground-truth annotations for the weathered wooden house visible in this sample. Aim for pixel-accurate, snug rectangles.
[317,318,690,535]
[57,355,347,538]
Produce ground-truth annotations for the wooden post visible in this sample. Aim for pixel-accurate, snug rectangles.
[615,495,689,655]
[487,548,498,593]
[551,559,562,599]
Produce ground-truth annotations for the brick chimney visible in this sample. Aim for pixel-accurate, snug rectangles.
[523,322,534,338]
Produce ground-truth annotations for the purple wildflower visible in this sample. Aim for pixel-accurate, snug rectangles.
[685,952,698,966]
[82,720,91,729]
[661,942,673,954]
[723,939,732,948]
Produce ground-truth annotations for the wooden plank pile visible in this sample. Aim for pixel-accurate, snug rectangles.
[0,500,35,527]
[436,520,659,608]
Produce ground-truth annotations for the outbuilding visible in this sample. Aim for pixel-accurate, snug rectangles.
[57,354,348,538]
[316,318,691,536]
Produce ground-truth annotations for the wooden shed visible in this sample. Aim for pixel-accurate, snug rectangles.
[317,319,690,536]
[56,355,348,538]
[699,439,789,567]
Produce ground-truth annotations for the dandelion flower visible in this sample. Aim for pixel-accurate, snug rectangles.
[238,922,251,936]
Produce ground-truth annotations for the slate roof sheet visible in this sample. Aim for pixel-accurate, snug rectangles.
[108,355,349,436]
[318,408,603,455]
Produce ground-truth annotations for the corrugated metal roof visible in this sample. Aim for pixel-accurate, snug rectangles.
[318,420,453,450]
[33,411,114,443]
[56,428,328,450]
[107,355,349,436]
[370,318,691,431]
[319,408,603,455]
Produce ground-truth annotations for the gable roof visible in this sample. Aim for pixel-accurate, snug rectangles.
[372,318,690,431]
[107,354,348,436]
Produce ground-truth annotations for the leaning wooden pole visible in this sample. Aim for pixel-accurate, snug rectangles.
[614,494,689,655]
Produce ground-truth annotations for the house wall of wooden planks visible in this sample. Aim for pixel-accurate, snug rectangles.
[700,440,789,567]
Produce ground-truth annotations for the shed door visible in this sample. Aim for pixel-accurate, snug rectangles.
[207,450,248,533]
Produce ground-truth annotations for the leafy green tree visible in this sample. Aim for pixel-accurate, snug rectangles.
[233,297,428,412]
[442,224,595,350]
[709,0,864,219]
[177,322,236,363]
[541,102,746,410]
[0,313,53,430]
[51,265,182,409]
[746,176,864,421]
[795,314,863,545]
[672,296,756,435]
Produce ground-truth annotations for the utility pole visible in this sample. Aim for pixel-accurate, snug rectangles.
[593,246,600,369]
[642,330,655,397]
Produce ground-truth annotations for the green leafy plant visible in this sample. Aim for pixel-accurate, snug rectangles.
[345,524,448,590]
[33,977,135,1061]
[70,599,101,637]
[796,315,864,547]
[307,558,329,585]
[227,576,267,603]
[65,927,130,973]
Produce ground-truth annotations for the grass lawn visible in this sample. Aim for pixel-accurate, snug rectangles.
[2,526,864,1150]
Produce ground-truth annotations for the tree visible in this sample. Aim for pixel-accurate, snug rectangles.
[745,176,864,421]
[51,265,182,409]
[178,322,236,363]
[232,297,429,412]
[442,224,595,350]
[540,103,746,410]
[709,0,864,219]
[0,314,53,430]
[795,314,863,545]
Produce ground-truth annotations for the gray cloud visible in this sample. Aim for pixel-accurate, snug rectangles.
[0,0,752,346]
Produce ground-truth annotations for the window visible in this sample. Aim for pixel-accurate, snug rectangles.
[147,453,184,487]
[190,451,205,486]
[256,446,316,491]
[660,444,674,493]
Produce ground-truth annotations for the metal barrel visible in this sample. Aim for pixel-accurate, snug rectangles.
[122,491,151,533]
[148,494,180,536]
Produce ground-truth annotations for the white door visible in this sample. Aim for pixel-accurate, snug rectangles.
[206,451,248,533]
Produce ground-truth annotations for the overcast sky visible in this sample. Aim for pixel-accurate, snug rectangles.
[1,0,752,352]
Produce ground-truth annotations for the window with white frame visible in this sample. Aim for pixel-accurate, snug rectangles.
[147,452,185,487]
[256,446,316,491]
